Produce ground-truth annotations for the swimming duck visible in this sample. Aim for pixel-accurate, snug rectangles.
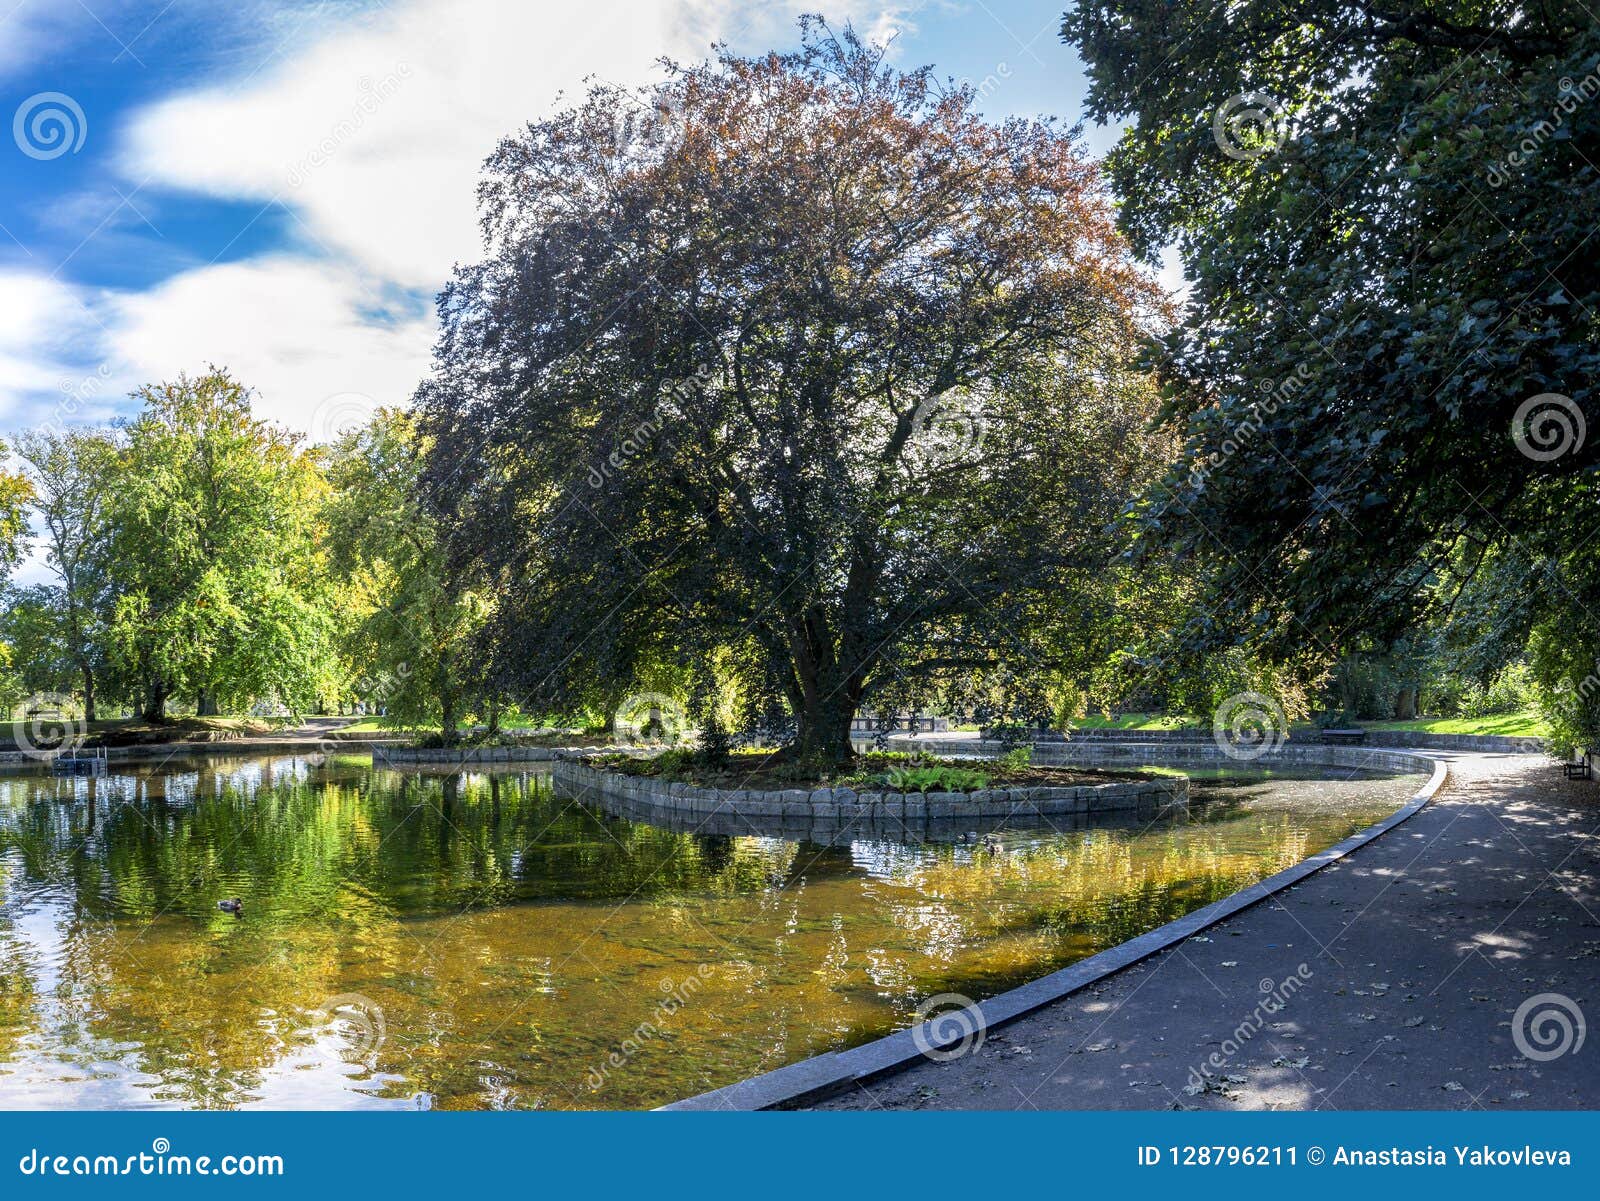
[216,898,243,915]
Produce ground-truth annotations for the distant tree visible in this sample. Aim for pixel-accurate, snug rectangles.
[106,370,335,720]
[0,586,77,700]
[417,23,1162,764]
[13,428,118,719]
[1064,3,1598,708]
[0,439,34,581]
[323,409,486,740]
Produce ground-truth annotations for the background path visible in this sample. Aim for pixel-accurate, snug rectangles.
[820,752,1600,1110]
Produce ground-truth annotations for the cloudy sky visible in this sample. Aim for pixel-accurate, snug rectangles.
[1,0,1140,450]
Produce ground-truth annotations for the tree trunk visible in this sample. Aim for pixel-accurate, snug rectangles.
[80,665,96,724]
[793,683,860,766]
[141,681,168,722]
[197,691,220,717]
[486,695,501,736]
[440,691,459,744]
[1395,687,1418,721]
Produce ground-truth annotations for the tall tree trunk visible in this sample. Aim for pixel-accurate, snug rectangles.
[80,664,96,724]
[141,680,168,722]
[197,691,220,717]
[440,691,459,744]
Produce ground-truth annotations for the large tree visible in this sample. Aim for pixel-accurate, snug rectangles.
[1065,4,1598,708]
[323,409,487,738]
[13,428,118,719]
[107,370,336,720]
[417,24,1161,764]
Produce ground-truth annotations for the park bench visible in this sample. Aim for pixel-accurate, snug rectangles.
[1563,751,1593,781]
[1321,728,1367,746]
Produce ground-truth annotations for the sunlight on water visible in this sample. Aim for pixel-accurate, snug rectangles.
[0,754,1419,1110]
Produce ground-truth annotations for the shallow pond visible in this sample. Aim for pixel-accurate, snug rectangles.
[0,753,1420,1109]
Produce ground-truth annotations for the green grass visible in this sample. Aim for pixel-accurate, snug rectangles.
[336,716,428,735]
[1071,709,1549,738]
[1070,712,1206,731]
[1356,709,1548,737]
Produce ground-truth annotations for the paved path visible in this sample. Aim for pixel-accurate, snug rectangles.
[820,752,1600,1111]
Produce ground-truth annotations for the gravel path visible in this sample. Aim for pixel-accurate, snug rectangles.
[819,752,1600,1111]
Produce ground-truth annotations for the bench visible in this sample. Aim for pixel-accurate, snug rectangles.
[1563,751,1593,781]
[1321,728,1368,746]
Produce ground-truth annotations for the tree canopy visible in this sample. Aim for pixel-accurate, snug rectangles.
[1065,1,1599,741]
[415,23,1165,763]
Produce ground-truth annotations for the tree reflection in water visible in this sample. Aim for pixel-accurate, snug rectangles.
[0,755,1414,1109]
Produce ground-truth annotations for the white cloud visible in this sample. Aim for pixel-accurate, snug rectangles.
[106,255,436,431]
[3,1,906,440]
[122,0,727,287]
[0,269,115,429]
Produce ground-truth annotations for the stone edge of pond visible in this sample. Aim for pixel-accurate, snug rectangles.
[547,759,1190,821]
[0,737,412,773]
[659,745,1449,1112]
[372,745,590,764]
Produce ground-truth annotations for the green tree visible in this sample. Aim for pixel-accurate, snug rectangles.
[0,586,77,703]
[323,409,486,740]
[416,24,1161,764]
[1065,2,1598,732]
[0,439,34,581]
[13,428,118,719]
[107,370,336,720]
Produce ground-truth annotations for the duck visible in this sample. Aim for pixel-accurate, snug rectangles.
[981,833,1004,856]
[216,898,244,915]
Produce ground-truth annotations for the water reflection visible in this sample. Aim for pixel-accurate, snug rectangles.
[0,754,1417,1110]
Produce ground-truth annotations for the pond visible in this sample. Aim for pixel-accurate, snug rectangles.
[0,753,1421,1110]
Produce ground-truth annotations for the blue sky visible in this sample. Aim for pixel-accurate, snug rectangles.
[1,0,1123,451]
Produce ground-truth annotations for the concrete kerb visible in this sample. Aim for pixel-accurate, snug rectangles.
[660,745,1449,1111]
[548,759,1190,824]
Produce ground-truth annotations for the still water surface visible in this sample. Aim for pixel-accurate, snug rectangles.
[0,754,1418,1109]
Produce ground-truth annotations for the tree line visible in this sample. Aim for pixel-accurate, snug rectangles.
[0,375,478,731]
[3,11,1594,764]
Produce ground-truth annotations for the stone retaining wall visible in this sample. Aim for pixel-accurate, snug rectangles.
[972,728,1546,754]
[878,736,1436,777]
[0,738,406,775]
[371,745,585,765]
[550,759,1188,827]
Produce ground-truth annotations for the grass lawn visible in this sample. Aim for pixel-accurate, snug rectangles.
[1070,712,1207,731]
[1356,709,1548,737]
[1068,709,1548,738]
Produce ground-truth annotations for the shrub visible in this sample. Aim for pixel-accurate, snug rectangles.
[998,745,1033,772]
